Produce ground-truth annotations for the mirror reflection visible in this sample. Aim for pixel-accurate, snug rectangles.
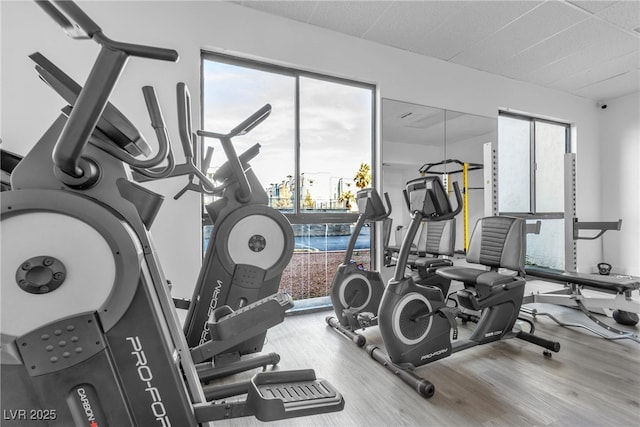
[382,98,496,254]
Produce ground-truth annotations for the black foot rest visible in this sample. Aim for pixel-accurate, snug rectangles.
[248,369,345,421]
[193,369,344,423]
[190,292,294,363]
[210,292,294,341]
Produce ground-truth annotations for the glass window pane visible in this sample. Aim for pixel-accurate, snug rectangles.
[202,60,295,210]
[526,219,564,270]
[498,115,530,212]
[279,223,371,301]
[535,121,566,212]
[202,56,374,308]
[299,77,373,212]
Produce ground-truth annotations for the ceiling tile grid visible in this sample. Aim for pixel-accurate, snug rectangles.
[595,0,640,30]
[524,33,639,87]
[568,1,619,14]
[408,1,544,60]
[363,1,462,51]
[552,51,639,93]
[496,17,626,79]
[235,0,640,101]
[575,68,639,99]
[436,2,587,72]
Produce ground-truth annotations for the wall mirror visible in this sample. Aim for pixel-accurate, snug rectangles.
[382,98,497,253]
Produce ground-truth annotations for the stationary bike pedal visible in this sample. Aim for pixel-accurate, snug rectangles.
[356,312,375,328]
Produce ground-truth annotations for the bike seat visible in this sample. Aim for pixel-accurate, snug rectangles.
[437,267,486,285]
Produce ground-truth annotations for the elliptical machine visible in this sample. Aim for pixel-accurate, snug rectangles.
[29,45,294,377]
[136,81,295,373]
[179,90,295,352]
[1,2,344,425]
[133,82,296,378]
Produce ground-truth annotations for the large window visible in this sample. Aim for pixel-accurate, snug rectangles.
[498,112,570,269]
[202,52,374,305]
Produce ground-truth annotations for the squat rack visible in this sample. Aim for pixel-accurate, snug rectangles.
[419,159,483,252]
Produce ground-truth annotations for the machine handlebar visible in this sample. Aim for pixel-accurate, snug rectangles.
[142,86,166,129]
[36,1,178,61]
[382,192,393,218]
[38,0,179,188]
[393,180,462,282]
[197,104,271,203]
[212,144,261,182]
[435,181,462,221]
[229,104,272,138]
[177,83,195,159]
[36,0,100,39]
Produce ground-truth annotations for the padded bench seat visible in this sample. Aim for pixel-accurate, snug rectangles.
[437,266,487,285]
[409,257,453,269]
[526,267,640,294]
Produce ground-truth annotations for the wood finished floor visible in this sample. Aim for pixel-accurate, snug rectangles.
[211,285,640,427]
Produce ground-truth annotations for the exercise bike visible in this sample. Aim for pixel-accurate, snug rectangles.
[1,1,344,425]
[336,176,560,398]
[327,187,459,347]
[326,188,392,344]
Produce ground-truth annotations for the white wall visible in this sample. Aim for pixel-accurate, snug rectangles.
[2,1,619,297]
[599,92,640,276]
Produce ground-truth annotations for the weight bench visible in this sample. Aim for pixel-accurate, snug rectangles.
[523,267,640,342]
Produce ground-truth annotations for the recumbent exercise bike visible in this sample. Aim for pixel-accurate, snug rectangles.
[330,176,560,398]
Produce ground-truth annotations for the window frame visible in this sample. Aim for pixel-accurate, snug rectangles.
[200,50,377,226]
[497,111,570,220]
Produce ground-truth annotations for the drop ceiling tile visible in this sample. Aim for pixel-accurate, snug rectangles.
[549,51,639,92]
[411,1,542,60]
[363,1,461,52]
[239,1,317,23]
[497,18,622,78]
[523,31,638,85]
[233,0,639,101]
[573,68,640,100]
[451,1,586,72]
[596,1,640,30]
[567,1,618,14]
[309,1,392,38]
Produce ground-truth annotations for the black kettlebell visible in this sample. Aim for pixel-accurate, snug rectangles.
[597,262,612,275]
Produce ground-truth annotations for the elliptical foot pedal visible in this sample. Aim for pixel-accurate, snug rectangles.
[247,369,344,421]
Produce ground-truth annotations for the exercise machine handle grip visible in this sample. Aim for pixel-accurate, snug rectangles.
[435,181,463,221]
[198,105,271,203]
[36,0,100,39]
[219,135,252,203]
[203,146,214,173]
[383,192,393,217]
[142,86,166,129]
[228,104,272,138]
[212,144,260,182]
[177,82,195,159]
[36,1,179,62]
[118,86,175,179]
[95,32,179,62]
